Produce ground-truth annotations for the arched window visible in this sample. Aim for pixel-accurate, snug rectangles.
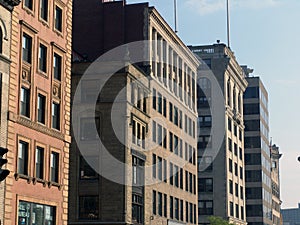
[0,28,3,54]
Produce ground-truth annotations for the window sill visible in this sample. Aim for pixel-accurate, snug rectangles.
[14,173,32,184]
[48,181,62,190]
[32,177,48,187]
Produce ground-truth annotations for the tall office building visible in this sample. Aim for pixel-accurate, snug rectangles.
[189,43,248,225]
[282,204,300,225]
[271,144,282,225]
[0,0,20,223]
[243,74,273,225]
[69,1,199,225]
[3,0,73,224]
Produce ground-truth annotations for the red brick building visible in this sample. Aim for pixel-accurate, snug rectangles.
[4,0,73,224]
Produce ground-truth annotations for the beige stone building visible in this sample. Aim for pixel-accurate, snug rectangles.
[271,144,282,225]
[69,1,199,225]
[3,0,73,224]
[189,43,248,225]
[0,0,20,224]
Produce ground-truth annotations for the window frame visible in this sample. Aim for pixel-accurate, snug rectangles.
[39,0,49,23]
[17,139,30,176]
[50,150,60,183]
[51,101,60,130]
[37,40,48,75]
[20,86,30,118]
[37,92,47,125]
[54,4,63,33]
[22,33,33,64]
[35,144,45,180]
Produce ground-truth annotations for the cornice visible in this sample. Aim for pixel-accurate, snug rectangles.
[0,0,20,11]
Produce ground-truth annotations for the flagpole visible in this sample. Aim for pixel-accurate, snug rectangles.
[174,0,178,33]
[226,0,230,48]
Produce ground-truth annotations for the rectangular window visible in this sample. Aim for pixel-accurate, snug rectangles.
[240,186,244,200]
[174,165,179,187]
[158,92,162,114]
[228,118,232,131]
[55,6,63,32]
[158,156,162,181]
[229,180,233,194]
[235,183,239,197]
[37,94,46,124]
[152,154,156,179]
[39,44,47,73]
[20,87,30,117]
[163,159,167,182]
[157,124,162,146]
[132,194,143,223]
[170,196,174,218]
[186,201,189,222]
[50,152,59,183]
[22,33,32,63]
[175,198,179,220]
[40,0,48,21]
[236,204,239,218]
[18,201,56,225]
[234,143,238,156]
[229,159,233,173]
[198,178,213,192]
[158,192,162,216]
[234,163,238,176]
[152,89,156,109]
[169,102,173,122]
[52,102,60,130]
[228,138,232,151]
[79,196,99,219]
[199,200,213,215]
[163,194,167,217]
[80,117,100,141]
[230,202,234,216]
[152,191,156,215]
[24,0,33,10]
[240,166,243,180]
[18,141,29,175]
[170,162,173,185]
[80,156,98,179]
[152,121,156,143]
[53,53,62,80]
[35,146,44,179]
[180,200,184,221]
[239,147,243,160]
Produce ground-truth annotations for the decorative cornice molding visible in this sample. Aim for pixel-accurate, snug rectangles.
[0,0,20,11]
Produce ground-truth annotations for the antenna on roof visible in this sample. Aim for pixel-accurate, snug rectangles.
[226,0,230,48]
[174,0,178,33]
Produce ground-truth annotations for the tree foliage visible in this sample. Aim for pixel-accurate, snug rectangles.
[208,216,232,225]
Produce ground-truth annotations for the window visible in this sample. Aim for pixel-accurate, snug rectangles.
[152,191,156,215]
[245,153,261,165]
[79,196,99,219]
[20,87,30,117]
[235,183,239,197]
[241,206,244,220]
[198,200,213,215]
[22,33,32,64]
[163,159,167,182]
[240,186,244,199]
[35,147,44,179]
[158,192,162,216]
[170,196,174,218]
[174,165,179,187]
[198,156,213,171]
[163,194,167,217]
[24,0,33,10]
[54,6,63,32]
[170,163,173,185]
[163,97,167,117]
[80,156,98,179]
[152,88,156,109]
[157,92,162,113]
[18,201,56,225]
[244,86,259,99]
[18,141,29,175]
[243,103,259,115]
[152,121,156,143]
[152,154,156,179]
[229,180,233,194]
[229,159,232,173]
[228,118,232,131]
[199,115,212,127]
[37,94,46,124]
[50,152,59,183]
[239,147,243,160]
[236,204,239,218]
[169,102,173,122]
[234,143,238,156]
[80,117,100,140]
[158,157,162,181]
[240,166,243,180]
[186,201,189,222]
[234,163,238,176]
[244,137,261,148]
[175,198,179,220]
[228,138,232,151]
[198,135,211,149]
[0,28,2,54]
[132,194,143,223]
[230,202,234,216]
[180,200,184,221]
[52,102,60,130]
[245,170,262,182]
[53,53,62,80]
[40,0,48,21]
[198,178,213,192]
[39,44,47,73]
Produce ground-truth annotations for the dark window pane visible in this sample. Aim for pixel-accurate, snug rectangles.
[53,53,62,80]
[37,94,46,124]
[79,196,99,219]
[35,147,44,179]
[22,34,32,64]
[20,87,30,117]
[55,6,63,31]
[50,152,59,182]
[52,102,60,130]
[18,141,28,175]
[39,44,47,72]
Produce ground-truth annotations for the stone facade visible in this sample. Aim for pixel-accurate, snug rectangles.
[70,1,199,225]
[3,0,73,224]
[189,44,248,225]
[271,144,282,225]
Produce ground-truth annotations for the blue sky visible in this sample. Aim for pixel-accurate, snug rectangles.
[127,0,300,208]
